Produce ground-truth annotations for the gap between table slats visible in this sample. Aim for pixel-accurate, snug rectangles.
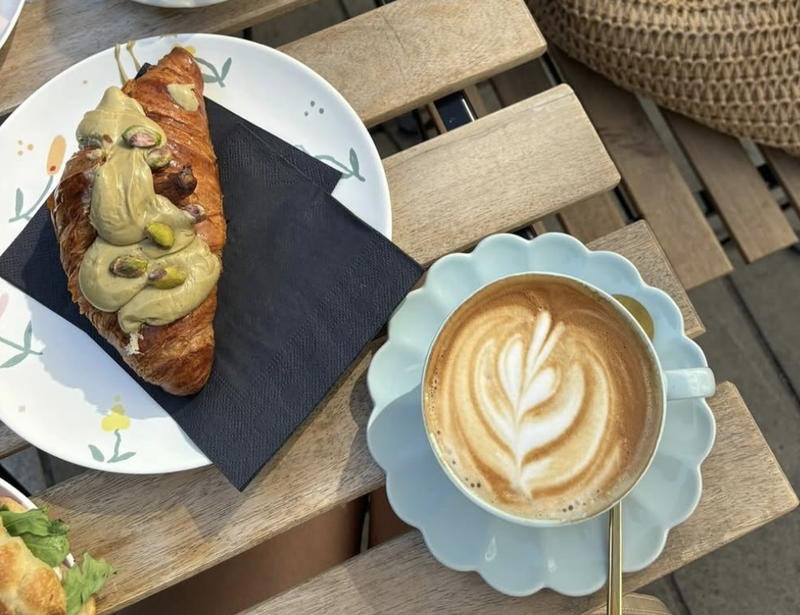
[761,146,800,218]
[0,421,27,459]
[664,112,797,263]
[240,383,799,615]
[491,58,627,242]
[547,48,733,291]
[33,86,638,610]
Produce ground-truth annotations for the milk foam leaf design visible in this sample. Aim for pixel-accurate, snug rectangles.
[477,311,564,495]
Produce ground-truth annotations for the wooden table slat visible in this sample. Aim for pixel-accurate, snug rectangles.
[0,420,28,460]
[491,59,627,242]
[761,146,800,218]
[36,220,700,615]
[238,382,800,615]
[664,112,797,262]
[280,0,544,128]
[559,193,627,243]
[0,0,544,120]
[548,48,733,290]
[387,85,619,265]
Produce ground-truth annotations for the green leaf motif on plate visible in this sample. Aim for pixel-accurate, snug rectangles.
[194,56,232,88]
[14,188,23,218]
[22,322,33,348]
[220,58,232,82]
[349,148,360,179]
[9,176,56,224]
[295,145,366,182]
[90,424,137,465]
[0,311,43,369]
[109,451,136,463]
[0,352,29,369]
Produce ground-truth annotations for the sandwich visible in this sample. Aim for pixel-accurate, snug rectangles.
[0,497,114,615]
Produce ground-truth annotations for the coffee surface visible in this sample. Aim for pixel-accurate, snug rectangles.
[423,275,662,522]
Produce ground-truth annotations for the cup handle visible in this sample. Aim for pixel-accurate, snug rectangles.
[664,368,716,401]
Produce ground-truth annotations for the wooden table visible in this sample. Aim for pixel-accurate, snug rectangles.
[491,44,800,291]
[0,1,797,614]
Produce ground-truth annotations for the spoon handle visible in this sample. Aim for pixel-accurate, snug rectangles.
[607,501,623,615]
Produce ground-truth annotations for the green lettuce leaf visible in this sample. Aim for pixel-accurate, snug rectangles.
[22,532,72,568]
[0,505,53,536]
[0,505,71,566]
[63,553,116,615]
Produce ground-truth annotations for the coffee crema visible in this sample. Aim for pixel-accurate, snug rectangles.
[423,274,662,522]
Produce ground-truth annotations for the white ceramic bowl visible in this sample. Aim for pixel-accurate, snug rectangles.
[0,477,75,566]
[0,476,36,510]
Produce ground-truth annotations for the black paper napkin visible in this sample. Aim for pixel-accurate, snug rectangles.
[0,99,422,490]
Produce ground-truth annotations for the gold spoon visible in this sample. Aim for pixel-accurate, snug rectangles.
[607,501,623,615]
[606,295,649,615]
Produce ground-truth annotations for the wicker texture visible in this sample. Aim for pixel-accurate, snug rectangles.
[528,0,800,156]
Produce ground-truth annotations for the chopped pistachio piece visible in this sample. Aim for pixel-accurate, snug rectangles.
[109,255,148,278]
[145,222,174,249]
[180,204,207,224]
[145,147,172,170]
[148,266,187,290]
[122,125,163,148]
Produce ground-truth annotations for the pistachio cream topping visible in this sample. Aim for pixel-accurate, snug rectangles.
[167,83,199,112]
[77,86,220,336]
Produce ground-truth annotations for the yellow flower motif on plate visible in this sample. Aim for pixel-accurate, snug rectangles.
[101,395,130,432]
[90,396,137,464]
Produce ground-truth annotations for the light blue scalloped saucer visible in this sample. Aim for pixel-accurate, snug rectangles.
[366,233,715,597]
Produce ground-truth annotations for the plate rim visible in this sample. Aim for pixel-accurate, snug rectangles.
[131,0,230,6]
[0,0,25,52]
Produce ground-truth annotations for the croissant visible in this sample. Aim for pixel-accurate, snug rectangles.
[48,48,225,396]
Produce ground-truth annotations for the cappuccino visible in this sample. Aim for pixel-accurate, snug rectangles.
[422,274,662,523]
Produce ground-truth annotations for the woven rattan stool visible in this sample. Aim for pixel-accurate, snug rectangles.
[528,0,800,156]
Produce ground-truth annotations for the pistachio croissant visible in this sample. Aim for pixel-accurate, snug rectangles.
[48,48,226,395]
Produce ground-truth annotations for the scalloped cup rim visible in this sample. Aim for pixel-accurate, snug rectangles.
[418,270,668,528]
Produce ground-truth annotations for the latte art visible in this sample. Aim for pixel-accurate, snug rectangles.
[424,275,662,522]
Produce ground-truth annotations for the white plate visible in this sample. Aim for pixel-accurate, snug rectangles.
[367,233,716,596]
[131,0,230,6]
[0,33,390,474]
[0,0,24,52]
